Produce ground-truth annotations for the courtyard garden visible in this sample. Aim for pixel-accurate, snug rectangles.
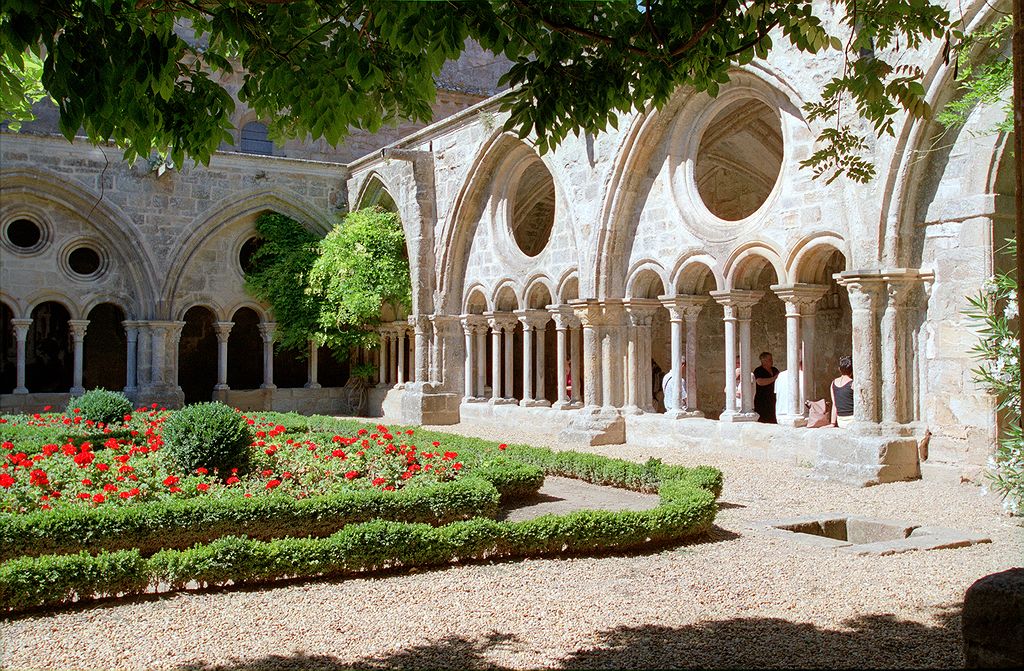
[0,391,722,613]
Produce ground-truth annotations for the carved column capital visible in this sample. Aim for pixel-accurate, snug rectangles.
[10,318,32,339]
[569,299,603,328]
[213,321,234,342]
[549,305,580,330]
[68,319,90,341]
[516,308,551,331]
[623,298,660,326]
[771,283,830,314]
[709,290,762,320]
[257,321,276,342]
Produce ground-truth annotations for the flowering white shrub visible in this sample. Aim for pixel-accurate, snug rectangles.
[966,248,1023,515]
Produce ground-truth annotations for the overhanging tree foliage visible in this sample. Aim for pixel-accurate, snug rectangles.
[244,209,411,357]
[0,0,956,182]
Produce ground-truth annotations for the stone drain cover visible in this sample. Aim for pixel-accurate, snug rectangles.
[753,514,991,556]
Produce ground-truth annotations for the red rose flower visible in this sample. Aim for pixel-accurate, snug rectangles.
[0,473,14,488]
[196,467,208,475]
[92,493,105,503]
[371,477,386,487]
[499,443,507,450]
[344,470,358,480]
[96,463,110,472]
[266,479,281,489]
[196,483,210,492]
[226,476,240,485]
[163,475,179,487]
[443,451,457,461]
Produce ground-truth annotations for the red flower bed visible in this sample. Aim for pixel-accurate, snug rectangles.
[0,407,462,514]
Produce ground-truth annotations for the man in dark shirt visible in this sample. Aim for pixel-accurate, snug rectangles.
[753,351,780,424]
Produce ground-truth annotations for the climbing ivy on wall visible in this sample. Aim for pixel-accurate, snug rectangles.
[244,209,412,357]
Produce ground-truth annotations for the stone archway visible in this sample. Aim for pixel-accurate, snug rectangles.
[178,306,218,404]
[83,303,127,392]
[26,302,72,393]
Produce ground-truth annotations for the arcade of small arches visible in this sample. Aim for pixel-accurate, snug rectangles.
[450,242,858,427]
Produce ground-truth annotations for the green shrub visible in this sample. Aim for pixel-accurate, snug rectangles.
[161,402,253,475]
[65,389,133,426]
[0,477,503,561]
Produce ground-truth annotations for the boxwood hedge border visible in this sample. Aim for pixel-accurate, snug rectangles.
[0,419,722,613]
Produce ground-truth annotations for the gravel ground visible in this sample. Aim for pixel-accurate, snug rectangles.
[1,421,1021,670]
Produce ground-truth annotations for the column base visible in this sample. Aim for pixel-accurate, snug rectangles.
[260,384,278,390]
[491,397,518,406]
[520,399,551,408]
[558,406,625,446]
[12,387,28,395]
[464,396,489,404]
[70,386,85,396]
[214,384,229,391]
[303,382,322,390]
[620,405,643,415]
[719,411,759,423]
[778,413,807,427]
[664,409,704,419]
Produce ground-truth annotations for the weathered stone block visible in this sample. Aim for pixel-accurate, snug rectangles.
[963,568,1024,669]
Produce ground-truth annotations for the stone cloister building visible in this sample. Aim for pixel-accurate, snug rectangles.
[0,0,1015,486]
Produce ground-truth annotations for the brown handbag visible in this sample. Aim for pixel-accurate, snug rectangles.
[806,399,831,428]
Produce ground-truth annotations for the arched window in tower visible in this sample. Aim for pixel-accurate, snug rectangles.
[240,122,274,156]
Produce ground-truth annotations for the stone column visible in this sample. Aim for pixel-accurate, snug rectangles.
[569,324,583,406]
[710,290,762,422]
[168,321,185,394]
[838,276,884,424]
[149,323,167,386]
[623,300,659,414]
[213,321,233,391]
[535,322,547,401]
[413,316,431,384]
[880,277,923,425]
[801,303,817,410]
[518,312,535,404]
[390,326,400,387]
[11,318,31,394]
[486,313,503,401]
[461,316,475,400]
[305,340,321,389]
[599,301,626,409]
[396,327,406,386]
[572,301,603,408]
[258,322,276,390]
[475,325,486,399]
[377,330,389,387]
[122,320,139,394]
[551,308,570,408]
[68,319,89,395]
[662,295,707,417]
[502,319,515,401]
[518,310,551,407]
[772,284,829,425]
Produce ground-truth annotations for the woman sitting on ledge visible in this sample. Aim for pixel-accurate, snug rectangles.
[830,355,854,428]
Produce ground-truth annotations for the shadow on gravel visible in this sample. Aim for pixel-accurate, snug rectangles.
[172,606,962,670]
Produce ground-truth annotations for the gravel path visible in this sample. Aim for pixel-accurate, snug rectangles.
[1,421,1021,670]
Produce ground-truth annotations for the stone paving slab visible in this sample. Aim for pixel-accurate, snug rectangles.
[497,475,660,522]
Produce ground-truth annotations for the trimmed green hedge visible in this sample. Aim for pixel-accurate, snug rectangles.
[0,476,513,561]
[0,466,717,612]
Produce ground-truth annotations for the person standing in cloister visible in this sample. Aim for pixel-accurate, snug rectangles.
[753,351,779,423]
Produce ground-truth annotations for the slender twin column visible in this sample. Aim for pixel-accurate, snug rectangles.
[257,322,276,389]
[516,310,551,407]
[122,320,139,394]
[771,284,828,425]
[305,340,321,389]
[213,321,233,390]
[658,295,707,417]
[414,316,431,384]
[710,290,762,422]
[460,315,487,401]
[10,319,32,394]
[571,301,603,408]
[68,319,89,395]
[483,313,518,403]
[377,330,389,386]
[622,300,659,414]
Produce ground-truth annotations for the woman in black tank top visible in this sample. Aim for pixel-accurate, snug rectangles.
[830,355,854,428]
